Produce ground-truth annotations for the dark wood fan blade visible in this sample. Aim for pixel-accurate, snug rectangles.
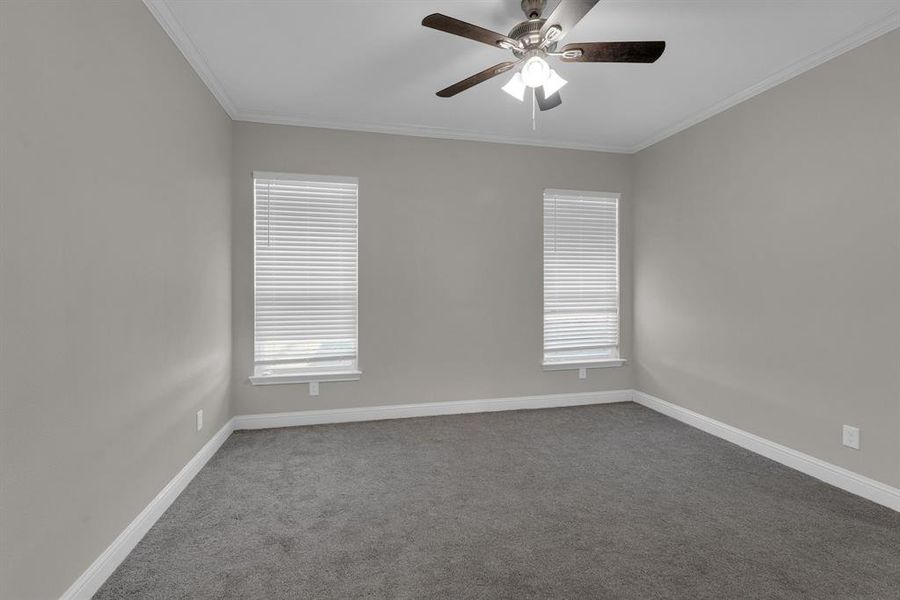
[560,41,666,63]
[422,13,520,50]
[540,0,600,42]
[536,86,562,111]
[436,61,521,97]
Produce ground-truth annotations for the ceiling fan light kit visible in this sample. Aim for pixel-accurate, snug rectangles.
[502,63,566,106]
[422,0,665,119]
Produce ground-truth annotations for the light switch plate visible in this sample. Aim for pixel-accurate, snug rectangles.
[842,425,859,450]
[578,367,587,380]
[310,381,319,396]
[196,409,203,432]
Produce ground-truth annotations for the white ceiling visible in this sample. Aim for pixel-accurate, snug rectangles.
[147,0,900,153]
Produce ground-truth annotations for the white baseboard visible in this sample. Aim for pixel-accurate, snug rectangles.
[633,390,900,512]
[233,389,632,430]
[60,418,236,600]
[60,386,897,599]
[60,389,628,598]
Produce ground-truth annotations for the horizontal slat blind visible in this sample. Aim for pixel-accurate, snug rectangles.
[254,172,358,376]
[543,189,619,365]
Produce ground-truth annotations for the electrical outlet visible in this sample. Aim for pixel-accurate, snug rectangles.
[578,367,587,380]
[196,409,203,432]
[842,425,859,450]
[309,381,319,396]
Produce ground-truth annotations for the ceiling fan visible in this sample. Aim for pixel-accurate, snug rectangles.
[422,0,665,112]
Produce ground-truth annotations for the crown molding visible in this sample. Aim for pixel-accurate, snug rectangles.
[145,1,898,155]
[631,9,900,153]
[143,0,238,118]
[232,110,635,154]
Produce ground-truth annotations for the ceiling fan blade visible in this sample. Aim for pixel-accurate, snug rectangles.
[422,13,520,50]
[560,41,666,63]
[535,87,562,111]
[540,0,600,43]
[436,61,522,97]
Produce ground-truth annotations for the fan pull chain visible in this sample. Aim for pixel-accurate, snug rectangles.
[532,87,536,131]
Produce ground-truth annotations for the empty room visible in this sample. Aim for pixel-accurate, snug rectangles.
[2,1,899,598]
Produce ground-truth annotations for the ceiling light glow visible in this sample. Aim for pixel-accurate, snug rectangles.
[521,56,551,88]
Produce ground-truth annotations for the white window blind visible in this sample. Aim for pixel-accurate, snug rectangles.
[543,189,620,367]
[252,172,359,382]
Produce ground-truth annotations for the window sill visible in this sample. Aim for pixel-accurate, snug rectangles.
[542,359,627,371]
[249,370,362,386]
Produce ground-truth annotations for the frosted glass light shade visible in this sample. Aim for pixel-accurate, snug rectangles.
[502,72,526,101]
[542,69,567,97]
[521,56,551,88]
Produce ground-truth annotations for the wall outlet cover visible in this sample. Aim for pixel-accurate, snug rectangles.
[196,409,203,432]
[842,425,860,450]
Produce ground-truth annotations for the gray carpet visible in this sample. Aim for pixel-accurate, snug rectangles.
[94,403,900,599]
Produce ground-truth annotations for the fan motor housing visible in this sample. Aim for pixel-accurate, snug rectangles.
[509,18,555,56]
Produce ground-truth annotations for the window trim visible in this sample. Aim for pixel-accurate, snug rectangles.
[249,370,362,386]
[542,189,625,371]
[249,171,361,385]
[542,359,626,371]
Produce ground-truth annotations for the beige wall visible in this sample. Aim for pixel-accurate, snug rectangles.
[0,2,232,598]
[232,123,634,415]
[633,31,900,488]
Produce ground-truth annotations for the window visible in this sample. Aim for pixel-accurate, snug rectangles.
[250,172,359,384]
[543,189,623,369]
